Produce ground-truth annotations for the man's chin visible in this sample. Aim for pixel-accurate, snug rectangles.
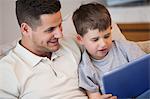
[50,45,60,52]
[53,47,60,52]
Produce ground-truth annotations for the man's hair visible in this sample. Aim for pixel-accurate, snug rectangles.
[72,2,111,36]
[16,0,61,29]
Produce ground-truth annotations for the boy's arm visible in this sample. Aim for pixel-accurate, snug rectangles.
[87,91,117,99]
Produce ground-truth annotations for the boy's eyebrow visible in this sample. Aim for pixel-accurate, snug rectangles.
[91,36,99,39]
[103,32,111,36]
[90,36,101,41]
[105,32,111,35]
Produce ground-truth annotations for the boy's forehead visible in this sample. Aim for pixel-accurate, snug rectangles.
[87,27,111,34]
[83,27,111,37]
[87,29,99,34]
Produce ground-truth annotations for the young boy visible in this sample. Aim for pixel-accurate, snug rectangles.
[72,2,146,99]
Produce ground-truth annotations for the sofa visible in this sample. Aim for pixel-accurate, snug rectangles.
[0,0,149,58]
[0,13,149,59]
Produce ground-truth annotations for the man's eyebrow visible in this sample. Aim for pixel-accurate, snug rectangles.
[44,27,55,32]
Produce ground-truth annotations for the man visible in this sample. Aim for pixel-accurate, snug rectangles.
[0,0,87,98]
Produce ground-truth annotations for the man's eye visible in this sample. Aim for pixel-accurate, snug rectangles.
[47,27,55,32]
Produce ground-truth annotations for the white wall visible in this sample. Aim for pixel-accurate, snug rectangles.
[1,0,148,46]
[108,5,150,23]
[60,0,106,19]
[0,0,104,45]
[0,0,2,43]
[0,0,20,45]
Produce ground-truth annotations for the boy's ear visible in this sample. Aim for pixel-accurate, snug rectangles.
[110,25,112,30]
[76,34,84,45]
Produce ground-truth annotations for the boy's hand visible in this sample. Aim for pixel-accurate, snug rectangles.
[87,91,117,99]
[99,94,117,99]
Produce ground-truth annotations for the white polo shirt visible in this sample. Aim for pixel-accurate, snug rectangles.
[0,38,87,99]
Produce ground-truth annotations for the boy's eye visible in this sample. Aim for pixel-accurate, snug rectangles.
[91,37,99,42]
[104,33,110,39]
[104,35,110,39]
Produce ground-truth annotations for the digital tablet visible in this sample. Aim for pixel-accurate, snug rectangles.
[102,54,150,98]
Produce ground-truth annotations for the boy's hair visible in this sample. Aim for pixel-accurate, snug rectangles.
[72,2,111,36]
[16,0,61,29]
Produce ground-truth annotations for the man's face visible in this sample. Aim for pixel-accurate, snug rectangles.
[22,11,63,55]
[78,26,112,60]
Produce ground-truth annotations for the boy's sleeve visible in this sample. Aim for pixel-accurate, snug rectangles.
[120,40,146,61]
[78,63,99,93]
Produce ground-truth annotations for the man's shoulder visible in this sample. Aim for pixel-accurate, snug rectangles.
[60,37,81,64]
[0,50,18,67]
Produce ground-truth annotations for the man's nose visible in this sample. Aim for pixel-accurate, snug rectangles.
[53,26,63,38]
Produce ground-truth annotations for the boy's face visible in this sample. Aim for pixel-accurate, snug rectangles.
[77,26,112,60]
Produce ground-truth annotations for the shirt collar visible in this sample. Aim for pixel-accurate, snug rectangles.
[13,41,63,68]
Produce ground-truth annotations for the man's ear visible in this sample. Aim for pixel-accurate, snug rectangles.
[76,34,84,45]
[20,23,32,36]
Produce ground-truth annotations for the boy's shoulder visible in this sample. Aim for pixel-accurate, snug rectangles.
[112,40,146,61]
[112,40,139,50]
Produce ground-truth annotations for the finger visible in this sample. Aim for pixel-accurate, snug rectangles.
[101,94,112,98]
[109,96,117,99]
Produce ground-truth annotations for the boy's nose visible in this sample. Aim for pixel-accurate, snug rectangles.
[99,39,106,48]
